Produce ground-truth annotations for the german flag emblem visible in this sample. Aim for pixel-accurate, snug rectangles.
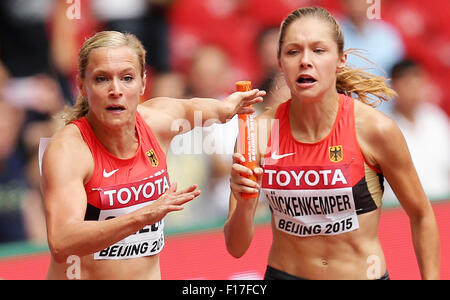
[146,149,159,167]
[329,145,343,163]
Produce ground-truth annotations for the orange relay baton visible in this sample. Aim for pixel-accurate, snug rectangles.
[236,81,259,199]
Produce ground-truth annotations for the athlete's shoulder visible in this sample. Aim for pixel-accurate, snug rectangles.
[139,97,172,110]
[354,100,399,140]
[50,122,83,144]
[42,122,94,185]
[45,123,91,163]
[138,97,182,125]
[354,100,404,168]
[139,97,185,115]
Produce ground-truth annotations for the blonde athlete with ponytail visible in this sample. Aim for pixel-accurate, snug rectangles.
[42,31,264,279]
[224,7,440,280]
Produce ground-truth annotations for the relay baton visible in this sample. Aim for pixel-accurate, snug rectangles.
[236,81,259,199]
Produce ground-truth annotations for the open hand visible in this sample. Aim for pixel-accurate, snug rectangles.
[223,89,266,117]
[142,183,201,225]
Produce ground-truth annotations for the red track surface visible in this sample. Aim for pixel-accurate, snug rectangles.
[0,202,448,280]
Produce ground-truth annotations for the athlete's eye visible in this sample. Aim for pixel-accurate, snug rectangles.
[123,75,134,82]
[95,76,107,83]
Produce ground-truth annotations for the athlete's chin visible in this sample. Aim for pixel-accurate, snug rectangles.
[294,86,333,103]
[294,89,321,102]
[103,113,131,127]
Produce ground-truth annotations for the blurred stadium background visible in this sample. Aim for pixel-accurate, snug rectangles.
[0,0,449,279]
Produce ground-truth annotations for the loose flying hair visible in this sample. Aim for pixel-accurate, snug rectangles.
[62,31,147,124]
[278,7,396,106]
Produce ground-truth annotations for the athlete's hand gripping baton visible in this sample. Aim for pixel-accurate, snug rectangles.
[236,81,259,199]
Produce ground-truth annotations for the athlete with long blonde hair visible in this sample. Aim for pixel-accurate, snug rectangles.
[42,31,264,279]
[224,7,440,280]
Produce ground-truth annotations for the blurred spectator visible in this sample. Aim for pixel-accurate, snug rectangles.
[90,0,173,73]
[168,0,260,83]
[0,0,71,106]
[165,45,237,229]
[338,0,405,113]
[50,0,99,103]
[0,61,8,87]
[149,72,187,99]
[146,70,211,230]
[21,117,64,243]
[0,100,27,242]
[383,59,450,205]
[0,0,54,77]
[382,0,450,117]
[190,45,237,219]
[246,0,319,28]
[254,26,290,114]
[255,27,281,92]
[186,45,233,98]
[0,0,67,122]
[1,75,65,115]
[0,0,66,243]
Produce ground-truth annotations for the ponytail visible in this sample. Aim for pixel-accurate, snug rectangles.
[336,66,397,107]
[61,95,89,125]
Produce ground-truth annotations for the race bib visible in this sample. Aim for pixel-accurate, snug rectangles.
[93,172,169,260]
[262,164,360,236]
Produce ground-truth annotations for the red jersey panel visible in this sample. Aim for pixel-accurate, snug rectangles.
[72,112,169,259]
[261,94,384,237]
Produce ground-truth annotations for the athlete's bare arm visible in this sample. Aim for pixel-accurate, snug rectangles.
[224,108,275,258]
[138,90,265,150]
[355,102,440,279]
[42,125,199,263]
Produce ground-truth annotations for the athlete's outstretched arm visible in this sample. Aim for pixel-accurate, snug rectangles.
[364,115,440,280]
[147,89,264,124]
[42,127,199,263]
[138,90,265,145]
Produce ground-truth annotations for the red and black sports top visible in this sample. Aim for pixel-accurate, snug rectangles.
[72,112,169,259]
[261,94,384,236]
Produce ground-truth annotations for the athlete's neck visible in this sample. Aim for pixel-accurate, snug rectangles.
[289,90,340,143]
[86,113,139,159]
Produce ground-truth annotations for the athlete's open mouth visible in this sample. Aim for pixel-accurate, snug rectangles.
[106,105,126,111]
[297,75,317,84]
